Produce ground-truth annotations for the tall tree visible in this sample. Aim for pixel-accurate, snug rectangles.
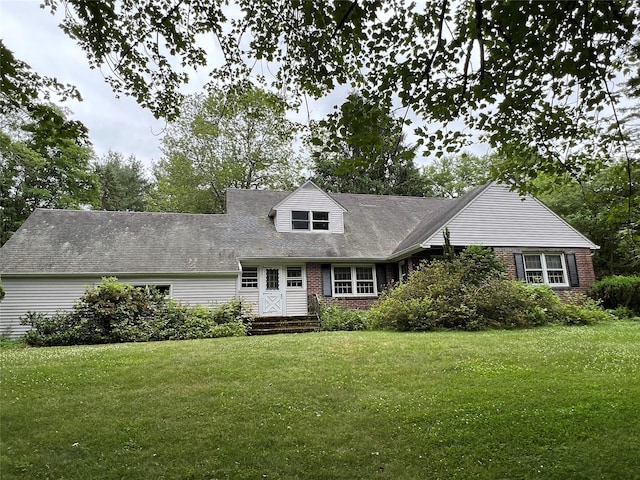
[422,154,494,198]
[94,151,150,211]
[310,93,424,195]
[26,1,638,180]
[0,105,98,245]
[146,86,304,213]
[533,160,639,277]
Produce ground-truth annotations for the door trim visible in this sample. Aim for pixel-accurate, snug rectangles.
[259,267,285,316]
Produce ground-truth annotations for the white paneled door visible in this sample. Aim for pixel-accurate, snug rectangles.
[260,267,284,316]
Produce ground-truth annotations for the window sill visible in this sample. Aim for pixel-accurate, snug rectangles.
[525,283,570,289]
[333,294,378,298]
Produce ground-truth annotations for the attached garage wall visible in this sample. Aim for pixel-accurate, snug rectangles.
[238,290,260,316]
[117,275,238,306]
[0,275,239,338]
[0,278,89,337]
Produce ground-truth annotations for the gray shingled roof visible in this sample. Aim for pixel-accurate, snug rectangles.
[1,189,458,275]
[0,210,241,274]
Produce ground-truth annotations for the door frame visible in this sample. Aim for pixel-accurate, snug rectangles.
[259,266,285,316]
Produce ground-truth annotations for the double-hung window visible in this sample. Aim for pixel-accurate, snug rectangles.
[292,211,310,230]
[523,253,568,286]
[241,267,258,288]
[286,267,303,287]
[291,211,330,231]
[312,212,329,230]
[332,266,376,296]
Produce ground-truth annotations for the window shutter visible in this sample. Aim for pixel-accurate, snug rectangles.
[376,264,387,293]
[514,253,525,280]
[565,253,580,287]
[321,264,332,297]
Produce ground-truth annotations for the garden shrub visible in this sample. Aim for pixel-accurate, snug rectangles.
[367,293,437,331]
[472,279,548,329]
[21,277,253,346]
[370,248,505,331]
[320,304,369,331]
[368,246,612,331]
[590,275,640,314]
[611,306,639,320]
[74,277,165,344]
[22,311,80,347]
[156,299,251,340]
[459,245,507,284]
[554,295,614,325]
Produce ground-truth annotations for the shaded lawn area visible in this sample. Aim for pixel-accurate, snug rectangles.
[1,321,639,479]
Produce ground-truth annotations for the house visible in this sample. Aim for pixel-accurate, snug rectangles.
[0,181,598,337]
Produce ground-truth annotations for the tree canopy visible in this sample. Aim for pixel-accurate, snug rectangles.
[0,105,98,245]
[94,151,150,211]
[26,1,638,177]
[422,153,494,198]
[310,93,424,195]
[146,86,304,213]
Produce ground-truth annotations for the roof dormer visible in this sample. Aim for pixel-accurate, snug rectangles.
[269,180,347,233]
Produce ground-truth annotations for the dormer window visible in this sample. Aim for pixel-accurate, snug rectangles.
[292,211,330,231]
[312,211,329,230]
[292,211,309,229]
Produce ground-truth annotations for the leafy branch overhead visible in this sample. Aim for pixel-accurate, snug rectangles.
[33,1,638,164]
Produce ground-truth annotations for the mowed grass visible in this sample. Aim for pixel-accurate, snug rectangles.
[1,322,639,479]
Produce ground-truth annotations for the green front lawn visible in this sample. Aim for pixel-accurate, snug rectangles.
[1,321,639,479]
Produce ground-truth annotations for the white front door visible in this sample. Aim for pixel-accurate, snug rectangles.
[260,267,284,316]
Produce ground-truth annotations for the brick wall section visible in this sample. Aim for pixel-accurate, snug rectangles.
[495,247,596,296]
[306,262,323,298]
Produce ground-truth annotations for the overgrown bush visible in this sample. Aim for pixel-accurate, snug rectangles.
[320,304,369,331]
[156,299,250,340]
[590,276,640,315]
[21,277,253,346]
[369,246,612,331]
[22,311,84,347]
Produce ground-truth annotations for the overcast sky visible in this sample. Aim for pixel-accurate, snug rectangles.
[1,1,173,170]
[1,1,493,175]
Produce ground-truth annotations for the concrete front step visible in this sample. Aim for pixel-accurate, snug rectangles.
[249,315,321,335]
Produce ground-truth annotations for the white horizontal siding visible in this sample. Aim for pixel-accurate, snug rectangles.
[275,210,292,232]
[174,277,237,305]
[0,275,239,338]
[329,211,344,234]
[0,278,92,337]
[423,184,598,249]
[274,187,345,233]
[238,289,259,317]
[286,289,308,316]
